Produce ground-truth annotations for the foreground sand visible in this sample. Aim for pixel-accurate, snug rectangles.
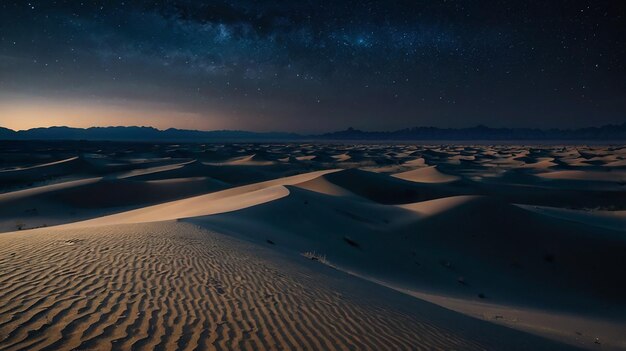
[0,221,571,351]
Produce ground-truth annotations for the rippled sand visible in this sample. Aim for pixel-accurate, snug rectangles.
[0,221,573,351]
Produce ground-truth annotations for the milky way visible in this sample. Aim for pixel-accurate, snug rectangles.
[0,1,624,131]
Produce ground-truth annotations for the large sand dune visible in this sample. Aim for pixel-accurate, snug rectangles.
[190,187,626,348]
[1,142,624,350]
[61,169,339,228]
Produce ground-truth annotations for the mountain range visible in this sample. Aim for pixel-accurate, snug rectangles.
[1,124,625,141]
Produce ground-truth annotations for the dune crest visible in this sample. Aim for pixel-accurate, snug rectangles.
[392,165,461,183]
[62,169,340,228]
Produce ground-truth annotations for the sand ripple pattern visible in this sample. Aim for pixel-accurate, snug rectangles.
[0,222,487,351]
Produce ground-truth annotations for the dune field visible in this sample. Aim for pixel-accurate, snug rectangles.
[0,141,625,350]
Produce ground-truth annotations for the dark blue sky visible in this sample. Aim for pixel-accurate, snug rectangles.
[0,1,624,132]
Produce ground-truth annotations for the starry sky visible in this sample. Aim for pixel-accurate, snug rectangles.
[0,1,624,132]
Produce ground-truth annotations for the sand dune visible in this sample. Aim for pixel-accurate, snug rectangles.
[292,174,358,197]
[392,165,461,183]
[0,175,228,233]
[61,169,340,228]
[0,221,577,351]
[402,157,427,167]
[516,204,626,232]
[0,156,95,190]
[0,156,80,172]
[205,154,276,166]
[518,158,558,169]
[127,158,316,186]
[1,142,625,350]
[536,169,626,182]
[0,177,103,232]
[321,168,469,204]
[188,179,626,349]
[115,159,194,179]
[193,189,626,306]
[399,195,478,216]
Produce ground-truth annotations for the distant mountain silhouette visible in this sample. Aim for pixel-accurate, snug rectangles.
[317,124,626,141]
[0,124,624,141]
[0,126,298,141]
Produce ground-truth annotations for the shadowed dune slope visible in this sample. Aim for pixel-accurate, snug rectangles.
[322,168,472,204]
[193,187,626,312]
[128,159,321,186]
[0,177,229,233]
[188,183,626,349]
[0,156,95,189]
[323,168,626,210]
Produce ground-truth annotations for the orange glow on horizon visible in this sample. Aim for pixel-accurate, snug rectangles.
[0,97,219,131]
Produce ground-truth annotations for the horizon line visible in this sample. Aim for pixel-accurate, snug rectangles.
[3,122,626,135]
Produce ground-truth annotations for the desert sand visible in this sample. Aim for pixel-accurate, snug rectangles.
[1,141,625,350]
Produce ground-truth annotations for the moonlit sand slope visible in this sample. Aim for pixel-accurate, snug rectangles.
[0,222,570,351]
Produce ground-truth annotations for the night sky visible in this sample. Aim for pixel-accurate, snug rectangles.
[0,1,624,132]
